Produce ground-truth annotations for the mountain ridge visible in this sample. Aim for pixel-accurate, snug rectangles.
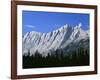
[23,23,89,56]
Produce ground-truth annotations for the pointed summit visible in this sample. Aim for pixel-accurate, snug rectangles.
[63,24,68,29]
[74,23,82,30]
[57,24,68,32]
[78,23,82,28]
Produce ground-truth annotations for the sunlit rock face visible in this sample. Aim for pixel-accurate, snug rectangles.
[23,23,89,56]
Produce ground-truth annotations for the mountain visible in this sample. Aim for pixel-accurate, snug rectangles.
[23,23,89,57]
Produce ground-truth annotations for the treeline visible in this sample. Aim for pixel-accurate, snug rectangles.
[23,47,89,69]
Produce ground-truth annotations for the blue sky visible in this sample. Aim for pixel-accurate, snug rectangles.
[22,11,90,36]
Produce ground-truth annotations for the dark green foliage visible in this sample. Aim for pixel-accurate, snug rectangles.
[23,47,89,69]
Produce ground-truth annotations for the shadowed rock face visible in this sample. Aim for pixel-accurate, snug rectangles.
[23,24,89,56]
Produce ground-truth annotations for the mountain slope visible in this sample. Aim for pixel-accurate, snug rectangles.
[23,23,89,56]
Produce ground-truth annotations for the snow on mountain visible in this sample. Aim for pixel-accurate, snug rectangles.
[23,23,89,56]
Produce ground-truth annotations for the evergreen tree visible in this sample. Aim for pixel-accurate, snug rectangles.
[23,47,89,68]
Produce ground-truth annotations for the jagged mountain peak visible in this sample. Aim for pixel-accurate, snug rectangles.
[24,23,84,36]
[58,24,68,31]
[73,23,82,30]
[23,23,89,56]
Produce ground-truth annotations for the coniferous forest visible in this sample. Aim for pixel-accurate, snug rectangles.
[23,47,89,69]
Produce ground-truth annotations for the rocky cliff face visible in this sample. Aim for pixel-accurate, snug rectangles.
[23,23,89,56]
